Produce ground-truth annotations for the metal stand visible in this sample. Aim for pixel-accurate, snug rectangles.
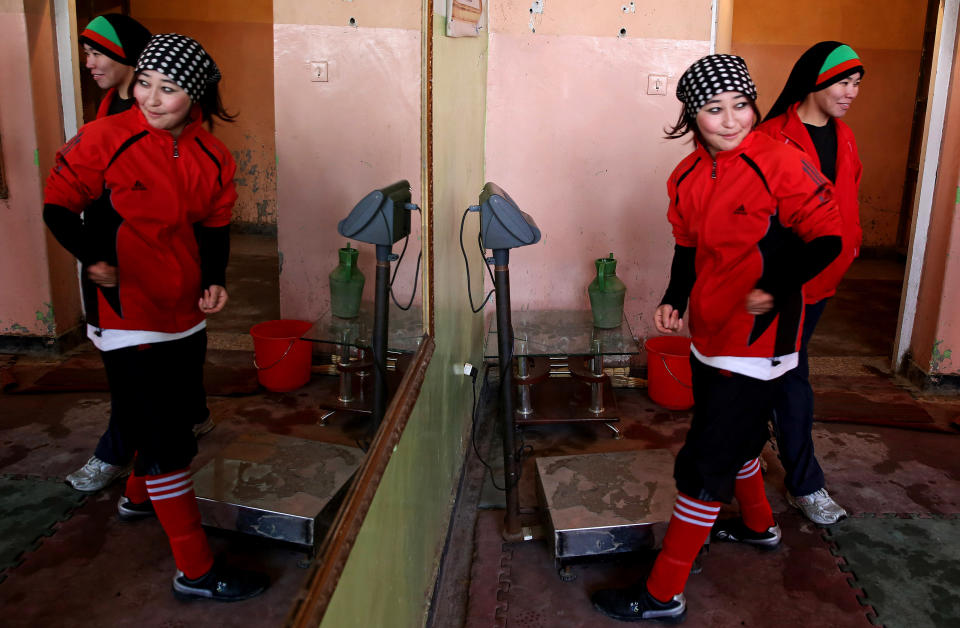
[493,248,521,538]
[372,244,392,429]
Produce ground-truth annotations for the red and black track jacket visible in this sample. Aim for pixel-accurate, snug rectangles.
[666,131,843,359]
[95,87,133,120]
[44,105,236,333]
[757,103,862,303]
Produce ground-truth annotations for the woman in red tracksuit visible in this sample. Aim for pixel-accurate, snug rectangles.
[756,41,865,526]
[592,54,843,623]
[43,33,267,602]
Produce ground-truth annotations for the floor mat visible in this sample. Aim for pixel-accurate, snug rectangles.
[465,509,868,627]
[824,515,960,628]
[0,475,86,581]
[812,374,952,433]
[5,350,259,396]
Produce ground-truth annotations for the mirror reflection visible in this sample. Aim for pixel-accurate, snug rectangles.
[0,0,428,623]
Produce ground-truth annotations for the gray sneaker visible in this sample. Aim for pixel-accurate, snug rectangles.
[789,488,848,526]
[65,456,127,493]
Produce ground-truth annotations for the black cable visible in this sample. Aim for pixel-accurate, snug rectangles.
[469,339,531,492]
[390,249,421,311]
[470,365,506,491]
[460,207,495,313]
[381,205,421,311]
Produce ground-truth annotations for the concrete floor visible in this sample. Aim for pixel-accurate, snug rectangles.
[2,245,958,627]
[429,257,960,628]
[0,233,340,626]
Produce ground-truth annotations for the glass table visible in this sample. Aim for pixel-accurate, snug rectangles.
[302,303,422,419]
[484,310,640,438]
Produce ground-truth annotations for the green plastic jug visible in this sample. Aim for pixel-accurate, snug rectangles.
[587,253,626,329]
[329,243,364,318]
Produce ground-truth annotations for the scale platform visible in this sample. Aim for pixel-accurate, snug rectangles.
[536,449,676,565]
[193,432,364,549]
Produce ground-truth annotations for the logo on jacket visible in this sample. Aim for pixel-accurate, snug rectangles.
[131,180,148,191]
[733,204,747,215]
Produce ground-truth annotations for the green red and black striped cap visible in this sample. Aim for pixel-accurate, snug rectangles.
[816,44,863,88]
[764,41,865,122]
[80,14,151,66]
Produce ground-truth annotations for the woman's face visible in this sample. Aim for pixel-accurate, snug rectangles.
[83,44,131,91]
[811,72,862,119]
[134,69,193,137]
[695,91,755,156]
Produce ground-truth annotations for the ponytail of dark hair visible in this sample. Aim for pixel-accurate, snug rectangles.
[198,83,237,129]
[663,103,706,147]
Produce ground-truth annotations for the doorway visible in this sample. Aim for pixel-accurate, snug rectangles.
[725,0,937,364]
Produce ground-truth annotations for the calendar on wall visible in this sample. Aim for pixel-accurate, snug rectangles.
[446,0,484,37]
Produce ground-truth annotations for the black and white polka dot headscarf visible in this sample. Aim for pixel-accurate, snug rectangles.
[676,54,757,115]
[135,33,221,102]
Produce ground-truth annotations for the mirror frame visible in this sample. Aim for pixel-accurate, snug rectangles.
[286,333,435,626]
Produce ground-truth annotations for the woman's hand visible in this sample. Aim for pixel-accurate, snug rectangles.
[87,262,117,288]
[745,289,774,315]
[199,285,229,314]
[654,304,684,334]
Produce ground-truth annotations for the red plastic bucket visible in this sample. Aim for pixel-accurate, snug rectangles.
[645,336,694,410]
[250,320,313,392]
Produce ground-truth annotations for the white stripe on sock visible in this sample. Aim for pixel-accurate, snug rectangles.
[674,502,718,523]
[676,494,721,514]
[737,458,760,479]
[146,471,190,486]
[673,511,718,527]
[146,478,192,494]
[148,486,194,501]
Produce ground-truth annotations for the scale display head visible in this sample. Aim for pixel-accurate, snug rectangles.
[338,180,412,246]
[479,182,541,250]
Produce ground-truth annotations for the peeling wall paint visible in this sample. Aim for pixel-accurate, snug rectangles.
[930,339,953,373]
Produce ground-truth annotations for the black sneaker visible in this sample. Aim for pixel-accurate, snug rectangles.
[712,517,781,549]
[117,496,156,521]
[591,585,686,623]
[172,562,269,602]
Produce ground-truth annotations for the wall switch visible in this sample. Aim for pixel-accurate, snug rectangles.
[647,74,667,95]
[310,61,328,82]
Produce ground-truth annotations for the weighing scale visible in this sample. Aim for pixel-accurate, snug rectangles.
[535,448,677,577]
[193,432,364,549]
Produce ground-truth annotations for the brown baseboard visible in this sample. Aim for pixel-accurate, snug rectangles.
[0,325,87,356]
[903,358,960,394]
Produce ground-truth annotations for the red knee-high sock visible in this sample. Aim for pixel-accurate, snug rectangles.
[646,493,720,603]
[735,457,774,532]
[146,468,214,579]
[124,472,148,504]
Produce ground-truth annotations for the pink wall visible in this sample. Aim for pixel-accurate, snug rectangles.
[274,5,421,321]
[484,1,711,341]
[0,1,81,339]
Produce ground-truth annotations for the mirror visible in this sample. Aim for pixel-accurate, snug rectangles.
[64,0,433,623]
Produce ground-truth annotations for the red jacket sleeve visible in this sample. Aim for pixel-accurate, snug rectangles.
[43,126,110,214]
[666,157,697,248]
[770,148,843,243]
[200,141,237,228]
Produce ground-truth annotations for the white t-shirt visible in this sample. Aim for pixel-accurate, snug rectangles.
[691,344,797,381]
[88,320,206,352]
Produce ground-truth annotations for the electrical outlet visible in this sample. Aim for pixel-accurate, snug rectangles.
[310,61,328,82]
[647,74,667,96]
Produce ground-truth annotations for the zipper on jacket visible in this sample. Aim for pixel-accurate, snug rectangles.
[173,139,180,158]
[711,159,717,179]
